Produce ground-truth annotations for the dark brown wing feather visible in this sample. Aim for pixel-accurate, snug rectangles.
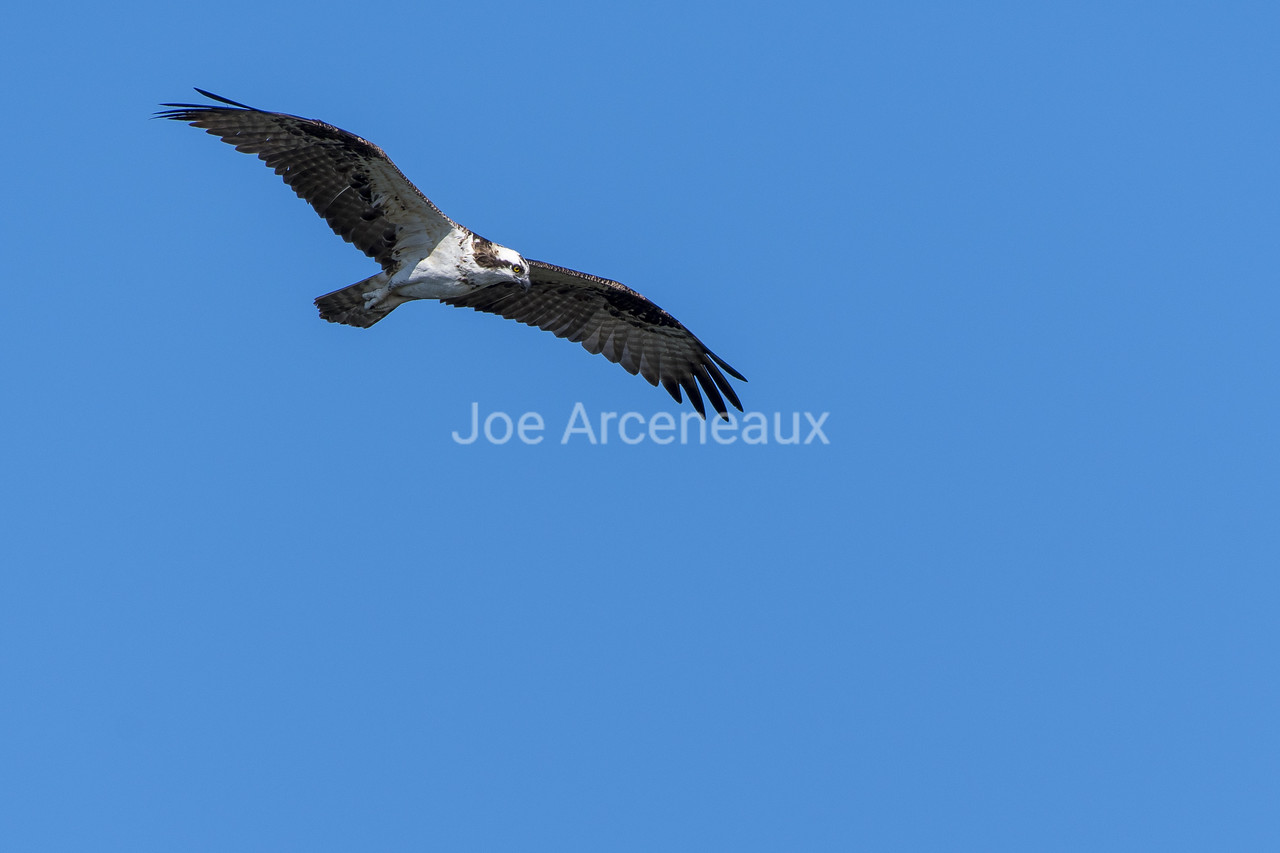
[156,89,456,270]
[442,260,746,419]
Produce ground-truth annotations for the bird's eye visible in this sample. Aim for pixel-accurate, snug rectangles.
[511,264,524,275]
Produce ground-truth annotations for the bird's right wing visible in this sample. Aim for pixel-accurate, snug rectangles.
[157,89,458,270]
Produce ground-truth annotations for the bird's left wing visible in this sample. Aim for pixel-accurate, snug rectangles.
[442,260,746,419]
[156,89,457,270]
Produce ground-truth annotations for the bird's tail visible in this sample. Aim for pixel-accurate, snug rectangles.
[314,274,403,328]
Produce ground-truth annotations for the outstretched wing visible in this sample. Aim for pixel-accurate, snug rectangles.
[442,260,746,419]
[156,89,457,270]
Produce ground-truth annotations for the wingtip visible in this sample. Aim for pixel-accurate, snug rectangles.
[191,88,257,109]
[709,350,747,383]
[155,88,258,119]
[679,375,706,419]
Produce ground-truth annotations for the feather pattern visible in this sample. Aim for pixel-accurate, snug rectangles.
[156,90,454,270]
[443,261,745,419]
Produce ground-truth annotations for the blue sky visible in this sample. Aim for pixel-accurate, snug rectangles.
[3,1,1278,849]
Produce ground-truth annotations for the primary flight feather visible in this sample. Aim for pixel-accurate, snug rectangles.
[157,89,745,419]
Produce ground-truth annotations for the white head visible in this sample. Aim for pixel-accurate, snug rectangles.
[469,235,533,288]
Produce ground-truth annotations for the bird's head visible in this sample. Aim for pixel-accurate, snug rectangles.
[470,235,532,289]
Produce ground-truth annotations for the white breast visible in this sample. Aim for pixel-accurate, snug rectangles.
[390,230,480,300]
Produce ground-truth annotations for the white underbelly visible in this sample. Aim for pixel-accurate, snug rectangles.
[391,255,475,300]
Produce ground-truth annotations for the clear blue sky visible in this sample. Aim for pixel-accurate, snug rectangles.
[3,1,1278,849]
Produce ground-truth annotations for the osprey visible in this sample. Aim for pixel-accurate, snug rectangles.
[157,90,745,419]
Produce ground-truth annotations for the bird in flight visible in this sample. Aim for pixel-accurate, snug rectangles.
[157,89,745,419]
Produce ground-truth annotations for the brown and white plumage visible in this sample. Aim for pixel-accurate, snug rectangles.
[157,89,745,418]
